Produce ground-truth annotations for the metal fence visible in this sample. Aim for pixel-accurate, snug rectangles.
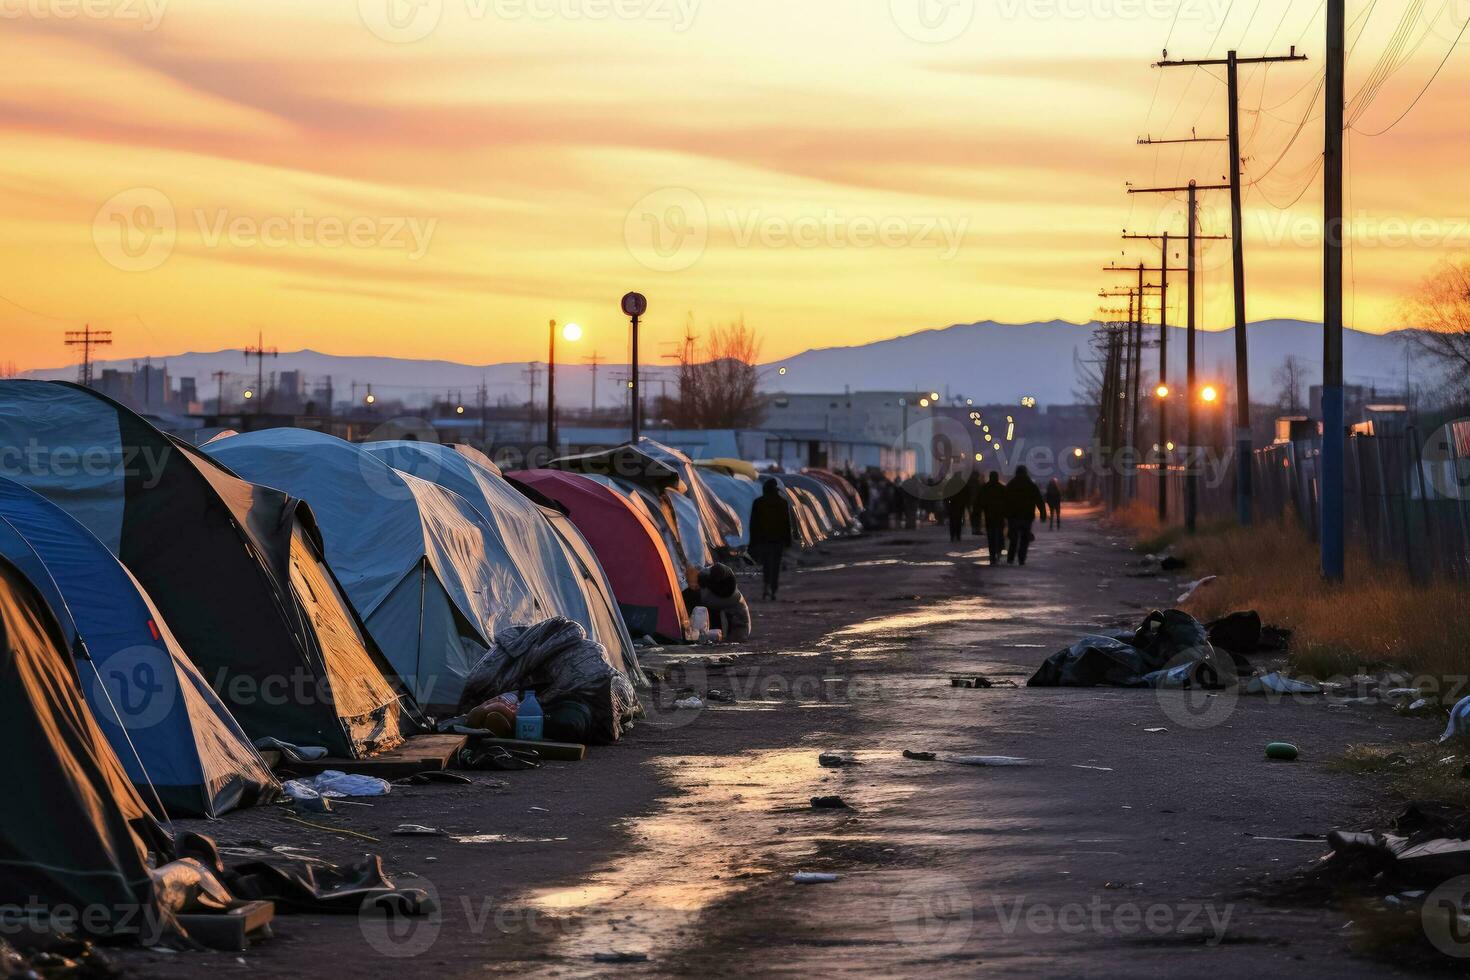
[1122,425,1470,583]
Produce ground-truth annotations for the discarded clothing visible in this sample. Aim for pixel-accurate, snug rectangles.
[1027,610,1227,689]
[456,618,640,744]
[281,770,392,800]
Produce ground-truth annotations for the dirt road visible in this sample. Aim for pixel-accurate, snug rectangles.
[124,507,1428,978]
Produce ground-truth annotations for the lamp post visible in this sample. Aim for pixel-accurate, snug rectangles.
[621,292,647,442]
[547,320,582,453]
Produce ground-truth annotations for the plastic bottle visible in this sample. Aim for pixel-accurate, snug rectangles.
[691,606,711,636]
[516,690,544,741]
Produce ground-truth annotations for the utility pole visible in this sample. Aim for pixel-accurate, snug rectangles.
[64,325,112,387]
[212,370,227,414]
[244,331,277,415]
[583,351,604,416]
[477,378,487,446]
[547,320,558,454]
[522,362,542,441]
[1322,1,1345,581]
[1124,232,1175,518]
[1157,46,1308,527]
[1126,183,1228,532]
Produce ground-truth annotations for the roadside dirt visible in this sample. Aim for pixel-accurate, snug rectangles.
[121,507,1432,978]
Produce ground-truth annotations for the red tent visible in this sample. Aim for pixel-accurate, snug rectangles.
[510,470,690,642]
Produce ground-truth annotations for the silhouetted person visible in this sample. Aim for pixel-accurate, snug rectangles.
[975,471,1008,565]
[1045,478,1064,530]
[964,471,984,535]
[1004,465,1046,565]
[942,472,968,542]
[748,478,793,600]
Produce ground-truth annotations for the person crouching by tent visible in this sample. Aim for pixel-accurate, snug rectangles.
[1045,478,1064,529]
[749,479,793,601]
[1004,466,1046,566]
[975,471,1008,565]
[683,563,752,642]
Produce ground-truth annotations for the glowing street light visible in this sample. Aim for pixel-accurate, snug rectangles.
[242,389,254,400]
[929,392,940,402]
[1073,447,1084,458]
[455,405,466,415]
[1200,385,1219,404]
[778,366,788,376]
[365,393,376,405]
[919,398,930,408]
[1156,384,1170,399]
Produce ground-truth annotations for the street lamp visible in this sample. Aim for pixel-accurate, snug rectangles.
[1200,385,1219,404]
[1156,384,1170,399]
[547,319,582,452]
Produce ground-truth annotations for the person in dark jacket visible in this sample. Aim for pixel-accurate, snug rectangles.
[964,471,984,536]
[942,472,968,542]
[975,471,1008,565]
[1004,465,1046,565]
[1044,478,1064,529]
[748,479,793,600]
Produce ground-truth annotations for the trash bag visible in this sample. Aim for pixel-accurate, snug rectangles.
[456,618,639,743]
[1205,610,1292,659]
[1028,610,1227,689]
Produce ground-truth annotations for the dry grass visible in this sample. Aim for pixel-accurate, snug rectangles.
[1332,741,1470,809]
[1131,517,1470,686]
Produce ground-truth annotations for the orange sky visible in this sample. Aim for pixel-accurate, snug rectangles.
[2,0,1467,371]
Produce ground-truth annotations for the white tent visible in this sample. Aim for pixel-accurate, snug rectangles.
[204,429,555,710]
[361,441,643,685]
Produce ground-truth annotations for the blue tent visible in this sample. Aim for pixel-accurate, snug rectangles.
[0,476,277,818]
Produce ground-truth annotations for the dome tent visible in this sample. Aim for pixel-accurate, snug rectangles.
[205,428,566,711]
[511,469,691,643]
[0,381,419,758]
[0,553,174,940]
[360,440,642,684]
[0,478,277,818]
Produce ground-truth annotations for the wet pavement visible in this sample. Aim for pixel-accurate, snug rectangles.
[124,508,1430,978]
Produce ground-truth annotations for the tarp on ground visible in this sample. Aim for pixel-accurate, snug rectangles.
[361,441,642,684]
[510,469,691,643]
[0,554,174,939]
[0,478,277,818]
[0,381,416,759]
[1027,610,1229,688]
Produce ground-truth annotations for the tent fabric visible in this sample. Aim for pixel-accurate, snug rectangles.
[804,468,865,515]
[0,478,277,818]
[579,474,698,586]
[0,554,173,939]
[204,429,590,710]
[549,439,742,556]
[511,470,691,643]
[0,381,415,758]
[698,458,761,480]
[361,441,642,686]
[697,469,762,550]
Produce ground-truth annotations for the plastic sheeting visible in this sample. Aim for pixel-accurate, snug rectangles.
[1027,610,1228,688]
[458,618,639,743]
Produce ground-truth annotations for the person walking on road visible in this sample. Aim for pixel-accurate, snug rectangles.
[749,478,793,600]
[1004,465,1046,566]
[942,472,968,543]
[964,471,984,536]
[975,471,1008,565]
[1044,478,1064,530]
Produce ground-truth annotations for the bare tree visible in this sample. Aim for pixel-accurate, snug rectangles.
[670,317,765,429]
[0,362,15,379]
[1272,355,1307,414]
[1404,257,1470,396]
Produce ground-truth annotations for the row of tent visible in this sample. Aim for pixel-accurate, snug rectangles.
[0,380,865,828]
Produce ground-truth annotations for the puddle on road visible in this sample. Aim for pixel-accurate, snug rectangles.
[522,748,831,973]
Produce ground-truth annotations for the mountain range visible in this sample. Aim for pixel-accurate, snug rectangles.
[19,319,1428,410]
